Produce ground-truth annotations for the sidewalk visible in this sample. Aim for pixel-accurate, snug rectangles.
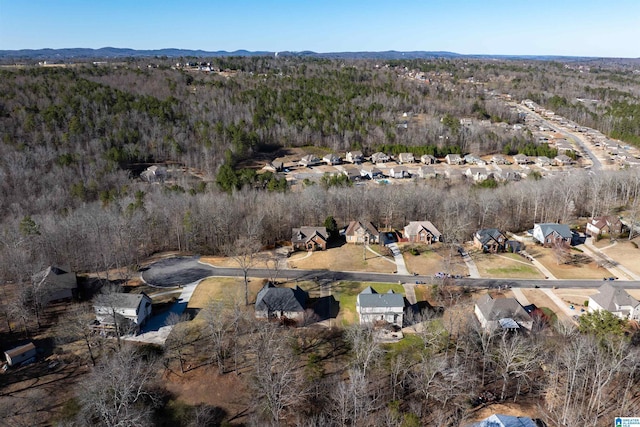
[581,239,640,280]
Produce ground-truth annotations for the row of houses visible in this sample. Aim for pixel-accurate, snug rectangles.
[293,218,618,257]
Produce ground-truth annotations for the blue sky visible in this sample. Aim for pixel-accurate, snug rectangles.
[1,0,638,57]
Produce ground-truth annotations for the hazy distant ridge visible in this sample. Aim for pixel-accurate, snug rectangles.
[0,47,600,61]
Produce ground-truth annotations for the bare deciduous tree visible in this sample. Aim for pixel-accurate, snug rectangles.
[77,345,159,427]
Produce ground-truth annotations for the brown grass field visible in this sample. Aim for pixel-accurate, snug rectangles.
[187,277,268,308]
[599,238,640,277]
[528,246,610,279]
[401,244,468,276]
[288,244,397,273]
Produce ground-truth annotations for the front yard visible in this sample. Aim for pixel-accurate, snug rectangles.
[473,252,544,279]
[288,244,397,273]
[527,246,609,279]
[599,238,640,277]
[401,244,468,276]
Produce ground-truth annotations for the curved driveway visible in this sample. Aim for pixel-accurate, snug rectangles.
[142,256,640,290]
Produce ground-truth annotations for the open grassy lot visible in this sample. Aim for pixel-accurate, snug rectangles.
[599,238,640,277]
[332,281,405,326]
[401,244,468,276]
[288,244,397,273]
[473,252,544,279]
[187,277,267,308]
[527,246,610,279]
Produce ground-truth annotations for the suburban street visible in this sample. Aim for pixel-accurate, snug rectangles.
[513,103,606,171]
[142,256,640,290]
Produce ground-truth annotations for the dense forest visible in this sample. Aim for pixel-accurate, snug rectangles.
[3,56,640,426]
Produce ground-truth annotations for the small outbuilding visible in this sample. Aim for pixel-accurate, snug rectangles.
[4,342,37,367]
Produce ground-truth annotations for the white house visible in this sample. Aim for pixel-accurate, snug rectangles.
[420,154,437,164]
[345,151,364,164]
[356,286,405,328]
[466,413,538,427]
[370,152,390,164]
[360,165,383,180]
[532,223,572,247]
[445,153,464,165]
[93,292,153,334]
[397,152,415,164]
[588,283,640,320]
[474,294,533,331]
[389,165,410,179]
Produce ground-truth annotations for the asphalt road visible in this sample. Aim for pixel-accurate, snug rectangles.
[141,256,640,289]
[514,104,604,171]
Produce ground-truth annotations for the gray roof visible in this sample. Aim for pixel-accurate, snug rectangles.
[535,223,572,239]
[94,292,151,310]
[255,284,308,312]
[591,283,639,312]
[467,414,537,427]
[291,227,328,244]
[476,294,532,324]
[357,287,404,309]
[475,228,506,246]
[33,265,77,290]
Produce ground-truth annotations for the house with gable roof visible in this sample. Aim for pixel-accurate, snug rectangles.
[397,152,415,164]
[473,229,508,253]
[588,283,640,320]
[345,220,380,244]
[532,223,573,247]
[403,221,442,244]
[291,227,328,251]
[356,286,405,328]
[586,216,623,237]
[255,283,309,323]
[474,294,533,331]
[345,151,364,164]
[93,292,153,334]
[371,152,390,164]
[322,153,342,165]
[33,265,78,304]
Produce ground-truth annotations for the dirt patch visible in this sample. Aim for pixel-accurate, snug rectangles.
[288,244,396,273]
[528,246,609,279]
[164,365,250,424]
[473,252,544,279]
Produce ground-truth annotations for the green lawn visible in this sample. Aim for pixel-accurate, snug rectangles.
[332,281,405,326]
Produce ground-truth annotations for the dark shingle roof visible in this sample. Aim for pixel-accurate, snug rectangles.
[255,284,308,313]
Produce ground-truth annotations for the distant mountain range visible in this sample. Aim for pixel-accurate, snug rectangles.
[0,47,616,61]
